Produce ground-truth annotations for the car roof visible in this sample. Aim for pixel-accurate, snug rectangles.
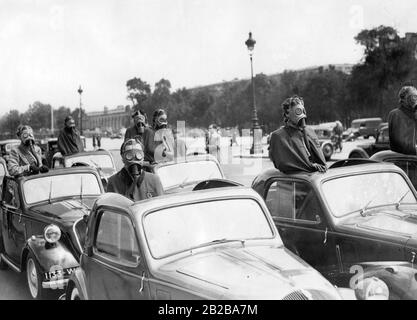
[371,150,417,161]
[15,166,101,182]
[351,118,382,123]
[153,154,220,168]
[254,162,403,185]
[63,150,112,158]
[130,186,263,216]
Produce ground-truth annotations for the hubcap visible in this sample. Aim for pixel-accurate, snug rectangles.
[27,259,38,298]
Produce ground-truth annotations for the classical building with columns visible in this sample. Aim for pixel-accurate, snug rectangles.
[84,105,132,132]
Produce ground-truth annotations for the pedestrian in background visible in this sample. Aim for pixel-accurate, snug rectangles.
[97,134,101,149]
[207,124,221,161]
[57,115,84,156]
[92,134,96,149]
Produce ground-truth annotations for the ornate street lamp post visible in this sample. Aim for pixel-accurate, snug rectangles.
[77,85,83,135]
[245,32,262,154]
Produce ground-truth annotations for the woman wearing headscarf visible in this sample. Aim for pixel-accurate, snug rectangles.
[7,125,49,177]
[57,115,84,156]
[388,86,417,155]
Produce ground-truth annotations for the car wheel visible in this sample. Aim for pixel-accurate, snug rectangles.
[26,252,46,299]
[322,144,333,161]
[69,286,82,300]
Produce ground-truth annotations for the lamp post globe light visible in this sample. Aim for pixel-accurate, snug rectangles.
[78,85,83,135]
[245,32,262,154]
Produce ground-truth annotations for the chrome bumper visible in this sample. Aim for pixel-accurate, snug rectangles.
[42,278,69,289]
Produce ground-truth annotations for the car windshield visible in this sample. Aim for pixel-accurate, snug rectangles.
[23,173,102,205]
[322,172,417,217]
[142,198,275,259]
[155,161,223,189]
[65,154,114,169]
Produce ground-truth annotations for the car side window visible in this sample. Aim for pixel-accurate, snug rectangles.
[3,179,20,209]
[94,211,140,266]
[265,180,320,222]
[391,160,417,189]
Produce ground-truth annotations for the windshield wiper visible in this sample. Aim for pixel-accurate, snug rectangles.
[359,198,374,217]
[198,238,246,249]
[395,190,410,210]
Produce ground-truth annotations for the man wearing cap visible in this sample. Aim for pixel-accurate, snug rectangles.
[388,86,417,155]
[8,125,49,177]
[268,95,327,173]
[124,109,147,143]
[57,115,84,156]
[107,139,164,201]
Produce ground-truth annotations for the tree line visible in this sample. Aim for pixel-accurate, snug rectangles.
[2,25,417,139]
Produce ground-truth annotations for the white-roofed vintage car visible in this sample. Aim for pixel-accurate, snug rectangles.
[65,187,368,300]
[252,160,417,299]
[0,167,105,299]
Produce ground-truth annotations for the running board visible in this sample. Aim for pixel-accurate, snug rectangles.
[0,254,21,273]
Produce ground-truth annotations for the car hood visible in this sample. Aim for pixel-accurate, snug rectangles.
[30,198,94,224]
[339,208,417,241]
[152,245,341,299]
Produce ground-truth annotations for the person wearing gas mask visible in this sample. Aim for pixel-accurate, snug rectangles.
[268,95,327,173]
[8,125,49,177]
[124,110,147,143]
[142,109,174,163]
[388,86,417,155]
[57,115,84,156]
[107,139,163,201]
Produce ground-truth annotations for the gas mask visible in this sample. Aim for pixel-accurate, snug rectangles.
[65,117,76,131]
[20,127,35,147]
[287,101,307,127]
[122,140,144,178]
[155,113,168,130]
[134,114,146,134]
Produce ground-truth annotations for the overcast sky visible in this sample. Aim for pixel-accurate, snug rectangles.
[1,0,416,114]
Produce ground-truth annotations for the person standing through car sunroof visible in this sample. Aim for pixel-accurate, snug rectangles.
[57,115,84,156]
[388,85,417,155]
[268,95,327,174]
[7,125,49,177]
[124,109,147,144]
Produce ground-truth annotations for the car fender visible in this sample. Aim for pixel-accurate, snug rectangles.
[66,267,88,300]
[348,147,369,159]
[25,237,78,275]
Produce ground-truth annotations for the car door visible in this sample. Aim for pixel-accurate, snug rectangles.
[264,178,338,274]
[1,177,26,263]
[83,209,151,300]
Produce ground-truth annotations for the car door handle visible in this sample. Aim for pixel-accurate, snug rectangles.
[139,272,145,293]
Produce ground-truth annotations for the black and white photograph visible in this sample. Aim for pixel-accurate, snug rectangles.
[1,0,417,304]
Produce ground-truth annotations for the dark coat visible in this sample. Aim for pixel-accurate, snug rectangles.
[124,125,144,143]
[269,124,326,173]
[388,106,417,155]
[57,128,84,156]
[107,167,164,201]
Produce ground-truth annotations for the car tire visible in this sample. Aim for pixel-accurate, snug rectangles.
[26,251,46,300]
[322,144,333,161]
[68,285,83,300]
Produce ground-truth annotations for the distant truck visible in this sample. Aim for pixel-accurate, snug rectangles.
[344,117,383,140]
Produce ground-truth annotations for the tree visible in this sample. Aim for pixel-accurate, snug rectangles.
[54,106,72,129]
[126,77,151,112]
[24,101,52,130]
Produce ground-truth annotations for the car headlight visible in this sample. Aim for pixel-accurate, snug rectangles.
[44,224,61,244]
[354,277,389,300]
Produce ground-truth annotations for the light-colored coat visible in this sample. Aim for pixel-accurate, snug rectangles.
[7,144,43,177]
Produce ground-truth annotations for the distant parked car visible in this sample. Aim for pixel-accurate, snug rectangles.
[0,139,20,162]
[252,161,417,299]
[309,123,335,161]
[0,167,105,299]
[66,187,355,300]
[350,117,383,139]
[348,124,390,159]
[110,133,122,139]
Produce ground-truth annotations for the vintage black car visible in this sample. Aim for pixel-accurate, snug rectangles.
[65,188,362,300]
[0,167,104,299]
[348,125,389,159]
[370,150,417,191]
[309,123,335,161]
[252,162,417,298]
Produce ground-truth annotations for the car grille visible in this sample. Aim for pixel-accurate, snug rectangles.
[282,290,311,300]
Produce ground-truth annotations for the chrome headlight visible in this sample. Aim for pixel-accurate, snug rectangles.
[354,277,389,300]
[44,224,61,244]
